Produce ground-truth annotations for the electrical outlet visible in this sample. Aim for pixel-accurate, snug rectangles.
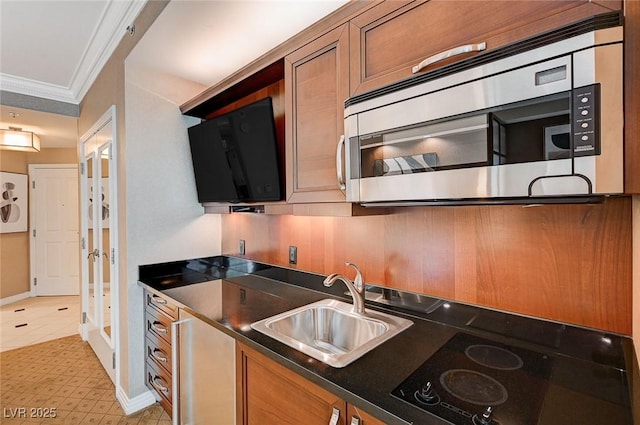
[239,239,246,255]
[289,245,297,264]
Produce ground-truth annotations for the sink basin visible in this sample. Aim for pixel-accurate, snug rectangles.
[250,299,412,367]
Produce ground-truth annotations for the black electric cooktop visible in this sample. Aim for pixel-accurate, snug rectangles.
[392,333,553,425]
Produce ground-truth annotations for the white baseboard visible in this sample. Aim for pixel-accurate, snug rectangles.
[115,385,157,415]
[0,292,30,307]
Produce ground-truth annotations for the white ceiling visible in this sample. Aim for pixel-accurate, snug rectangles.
[128,0,349,88]
[0,0,348,149]
[0,0,145,104]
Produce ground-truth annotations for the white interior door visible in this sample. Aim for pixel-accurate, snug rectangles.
[30,166,79,296]
[80,106,118,384]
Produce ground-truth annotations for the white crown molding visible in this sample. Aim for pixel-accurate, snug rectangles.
[70,0,148,103]
[0,0,148,105]
[0,73,77,104]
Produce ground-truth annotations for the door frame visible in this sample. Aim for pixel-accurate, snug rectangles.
[28,163,79,297]
[79,105,120,386]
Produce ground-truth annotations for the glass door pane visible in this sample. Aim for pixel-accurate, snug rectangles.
[98,143,112,343]
[85,153,97,326]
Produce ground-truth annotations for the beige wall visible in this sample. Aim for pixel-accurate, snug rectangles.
[78,0,169,399]
[0,150,28,299]
[0,148,77,300]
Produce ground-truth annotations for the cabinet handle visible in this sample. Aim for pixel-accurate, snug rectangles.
[151,348,168,363]
[152,376,170,395]
[336,135,346,190]
[329,407,340,425]
[151,294,168,305]
[350,417,361,425]
[172,320,181,425]
[172,318,191,425]
[151,321,169,334]
[412,42,487,73]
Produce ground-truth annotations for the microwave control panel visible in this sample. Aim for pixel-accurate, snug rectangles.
[572,83,600,156]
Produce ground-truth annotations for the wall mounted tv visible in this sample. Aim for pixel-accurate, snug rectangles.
[187,97,283,203]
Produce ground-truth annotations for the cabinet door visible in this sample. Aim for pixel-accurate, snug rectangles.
[347,404,387,425]
[349,0,621,95]
[178,310,236,424]
[285,23,350,203]
[238,343,346,425]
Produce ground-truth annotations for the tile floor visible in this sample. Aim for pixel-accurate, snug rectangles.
[0,296,81,352]
[0,297,169,424]
[0,335,171,424]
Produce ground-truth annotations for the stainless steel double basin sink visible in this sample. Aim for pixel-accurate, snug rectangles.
[251,299,413,368]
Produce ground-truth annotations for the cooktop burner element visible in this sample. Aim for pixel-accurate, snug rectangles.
[392,333,552,425]
[465,344,524,370]
[440,369,508,405]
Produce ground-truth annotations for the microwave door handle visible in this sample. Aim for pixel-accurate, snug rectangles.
[336,134,346,190]
[412,42,487,73]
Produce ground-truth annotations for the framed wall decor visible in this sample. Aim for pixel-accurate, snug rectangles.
[0,172,28,233]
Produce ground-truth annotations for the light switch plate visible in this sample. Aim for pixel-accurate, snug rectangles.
[289,245,297,264]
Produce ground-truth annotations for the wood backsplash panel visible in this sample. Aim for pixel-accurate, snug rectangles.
[382,207,456,298]
[467,202,632,333]
[221,197,632,334]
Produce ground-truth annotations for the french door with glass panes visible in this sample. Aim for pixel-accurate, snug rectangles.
[80,106,118,384]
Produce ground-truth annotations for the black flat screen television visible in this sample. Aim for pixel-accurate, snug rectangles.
[187,97,282,203]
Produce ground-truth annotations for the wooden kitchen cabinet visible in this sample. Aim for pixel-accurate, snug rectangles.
[348,0,622,95]
[237,343,346,424]
[347,404,387,425]
[237,343,386,425]
[284,23,350,204]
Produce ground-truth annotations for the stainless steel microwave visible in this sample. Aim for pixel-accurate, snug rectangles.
[342,14,623,205]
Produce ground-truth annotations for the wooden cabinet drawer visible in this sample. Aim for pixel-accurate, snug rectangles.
[146,291,178,319]
[146,306,174,346]
[146,358,172,414]
[145,334,172,376]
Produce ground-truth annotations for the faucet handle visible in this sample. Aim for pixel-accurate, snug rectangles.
[345,262,364,292]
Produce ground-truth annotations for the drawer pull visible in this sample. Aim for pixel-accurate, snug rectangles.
[151,348,168,363]
[152,376,170,394]
[151,321,169,334]
[329,407,340,425]
[412,42,486,73]
[151,294,168,305]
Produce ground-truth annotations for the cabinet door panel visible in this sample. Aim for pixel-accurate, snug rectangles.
[286,24,350,203]
[239,344,346,425]
[350,0,621,95]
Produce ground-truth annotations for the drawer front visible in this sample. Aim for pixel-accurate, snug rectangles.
[146,359,172,414]
[145,335,172,376]
[146,306,174,345]
[146,291,178,319]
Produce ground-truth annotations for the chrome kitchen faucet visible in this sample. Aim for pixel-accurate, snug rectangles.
[323,262,366,315]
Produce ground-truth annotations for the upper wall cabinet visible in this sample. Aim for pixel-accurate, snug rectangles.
[348,0,622,96]
[285,24,350,204]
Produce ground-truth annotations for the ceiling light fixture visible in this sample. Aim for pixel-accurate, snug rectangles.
[0,127,41,152]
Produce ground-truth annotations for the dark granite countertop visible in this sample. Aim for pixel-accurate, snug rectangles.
[138,256,638,425]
